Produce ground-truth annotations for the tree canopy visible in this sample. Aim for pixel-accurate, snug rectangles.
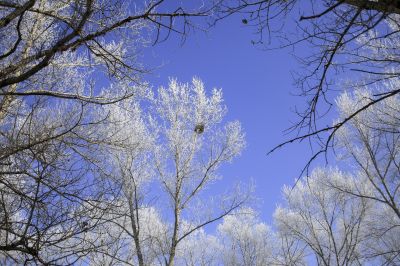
[1,0,400,265]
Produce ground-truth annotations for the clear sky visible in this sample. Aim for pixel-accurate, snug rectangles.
[143,14,325,223]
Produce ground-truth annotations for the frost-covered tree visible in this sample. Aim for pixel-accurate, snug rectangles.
[0,98,125,264]
[84,78,248,266]
[86,206,168,266]
[217,208,272,266]
[0,1,216,262]
[84,97,162,266]
[152,78,247,266]
[271,230,307,266]
[335,83,400,220]
[0,0,211,105]
[176,228,221,266]
[274,168,372,266]
[330,83,400,264]
[268,79,400,265]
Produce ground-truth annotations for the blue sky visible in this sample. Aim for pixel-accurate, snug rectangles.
[142,14,327,223]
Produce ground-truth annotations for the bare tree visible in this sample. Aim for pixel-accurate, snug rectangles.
[214,0,400,170]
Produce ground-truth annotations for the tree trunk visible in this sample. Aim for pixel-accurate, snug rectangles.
[167,205,180,266]
[128,195,144,266]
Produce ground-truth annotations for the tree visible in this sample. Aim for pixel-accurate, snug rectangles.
[274,168,372,265]
[217,208,273,266]
[0,0,218,262]
[0,0,210,103]
[83,96,161,266]
[152,78,247,266]
[176,228,221,266]
[85,78,248,266]
[214,0,400,169]
[335,83,400,219]
[271,230,307,266]
[330,84,400,264]
[0,98,121,264]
